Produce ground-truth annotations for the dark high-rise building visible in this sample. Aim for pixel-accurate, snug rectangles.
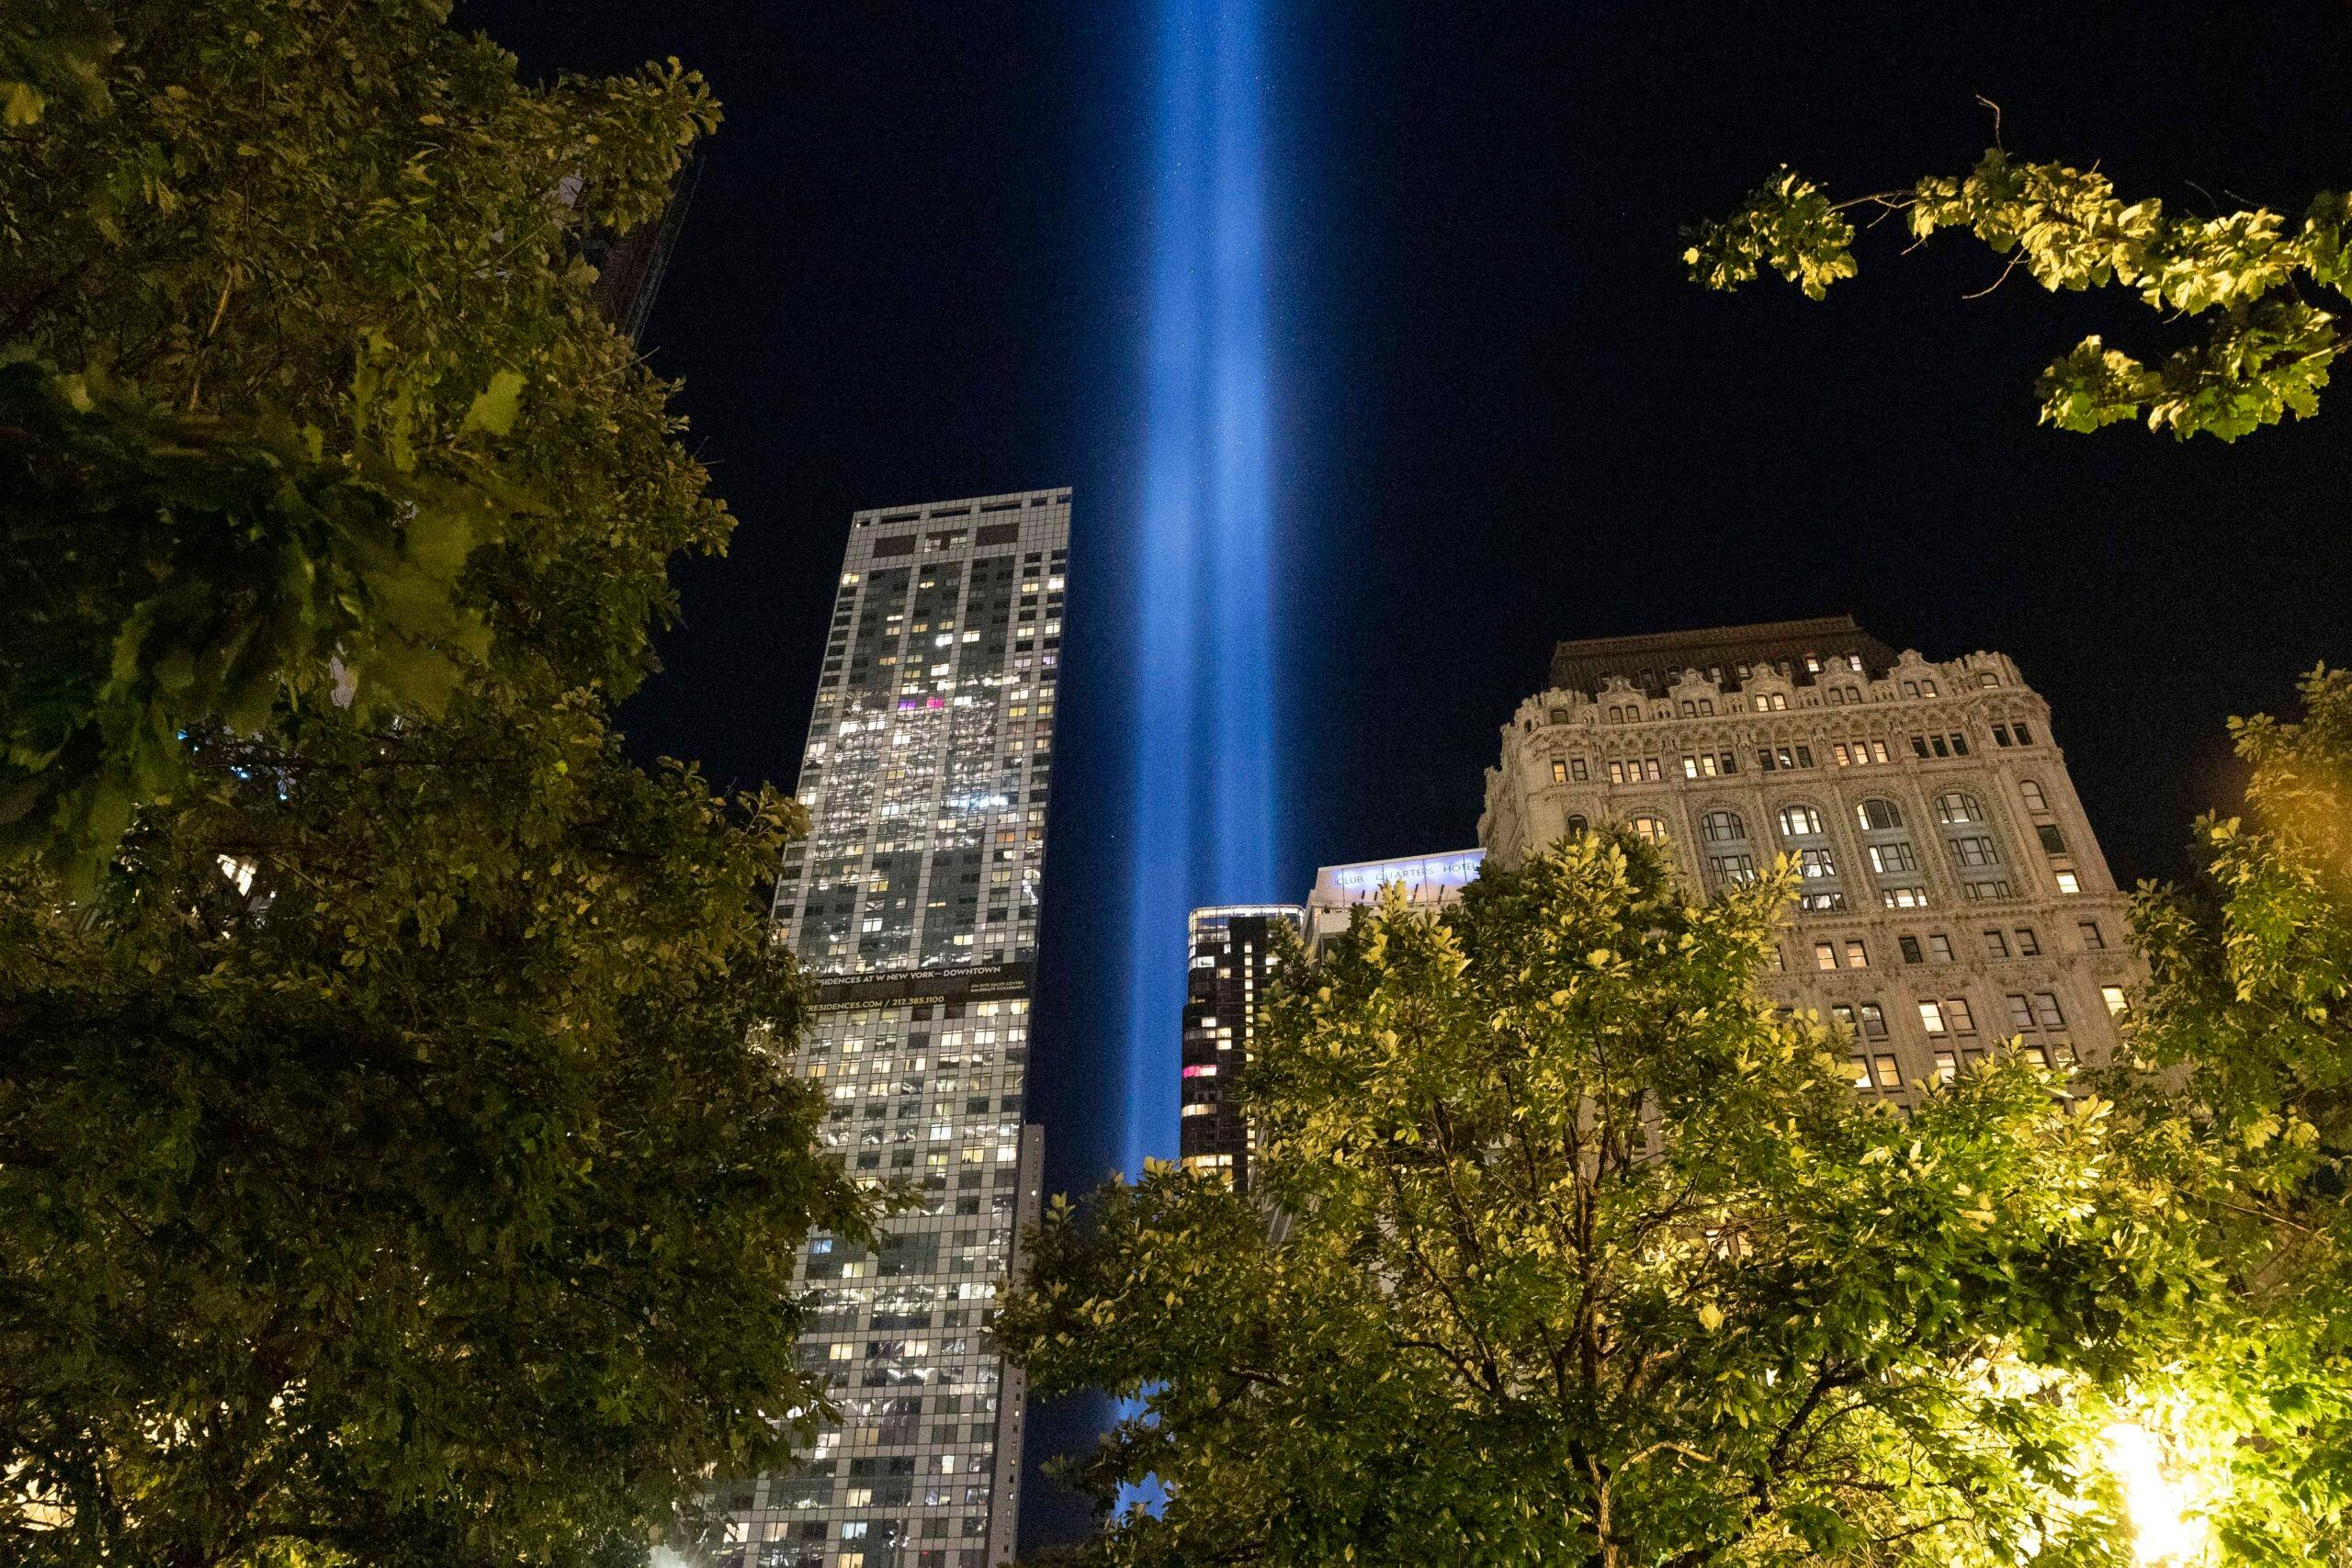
[1179,905,1303,1191]
[705,489,1070,1568]
[584,154,702,345]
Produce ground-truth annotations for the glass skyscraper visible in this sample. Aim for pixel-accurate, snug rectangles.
[708,489,1070,1568]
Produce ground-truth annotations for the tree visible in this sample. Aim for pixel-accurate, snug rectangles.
[0,5,872,1562]
[998,834,2204,1567]
[2093,668,2352,1563]
[1684,151,2352,440]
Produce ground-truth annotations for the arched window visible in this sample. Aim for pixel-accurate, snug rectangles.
[1778,804,1824,839]
[1565,814,1589,838]
[1630,814,1668,844]
[1855,797,1903,832]
[1701,809,1747,843]
[1935,790,1984,825]
[2018,779,2049,813]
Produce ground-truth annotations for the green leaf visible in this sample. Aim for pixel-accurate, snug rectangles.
[460,367,526,437]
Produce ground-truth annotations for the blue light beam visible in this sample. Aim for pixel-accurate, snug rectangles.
[1124,0,1280,1177]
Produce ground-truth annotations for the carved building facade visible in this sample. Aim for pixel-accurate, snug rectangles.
[1478,616,2139,1094]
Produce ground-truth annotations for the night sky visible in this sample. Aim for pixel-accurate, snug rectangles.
[464,2,2352,1545]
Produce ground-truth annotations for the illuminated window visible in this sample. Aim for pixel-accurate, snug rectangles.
[1551,759,1568,783]
[1928,933,1954,963]
[1797,847,1838,879]
[1778,805,1824,838]
[2053,871,2082,894]
[1874,1055,1902,1089]
[1701,810,1747,843]
[1952,836,1999,867]
[1845,939,1869,968]
[1947,998,1975,1033]
[1860,1002,1889,1041]
[1815,941,1838,971]
[1630,815,1668,844]
[2018,779,2049,812]
[1934,1050,1959,1082]
[2101,985,2129,1017]
[1917,999,1948,1035]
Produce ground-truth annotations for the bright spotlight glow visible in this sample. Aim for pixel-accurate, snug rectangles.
[1125,0,1280,1177]
[2102,1420,2211,1565]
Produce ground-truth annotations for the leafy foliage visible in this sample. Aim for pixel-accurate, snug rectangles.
[1,0,726,875]
[2098,669,2352,1563]
[0,4,871,1562]
[1687,150,2350,439]
[0,356,526,891]
[999,835,2200,1567]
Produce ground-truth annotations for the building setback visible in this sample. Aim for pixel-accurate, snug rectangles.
[707,490,1070,1568]
[1302,850,1485,953]
[1478,615,2141,1092]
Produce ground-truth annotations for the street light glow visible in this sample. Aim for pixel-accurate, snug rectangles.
[2102,1419,2211,1566]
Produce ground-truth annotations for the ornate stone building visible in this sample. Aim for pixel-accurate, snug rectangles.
[1478,616,2140,1096]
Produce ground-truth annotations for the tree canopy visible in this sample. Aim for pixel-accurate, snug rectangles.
[1685,150,2351,441]
[0,5,869,1563]
[2092,668,2352,1562]
[998,835,2206,1567]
